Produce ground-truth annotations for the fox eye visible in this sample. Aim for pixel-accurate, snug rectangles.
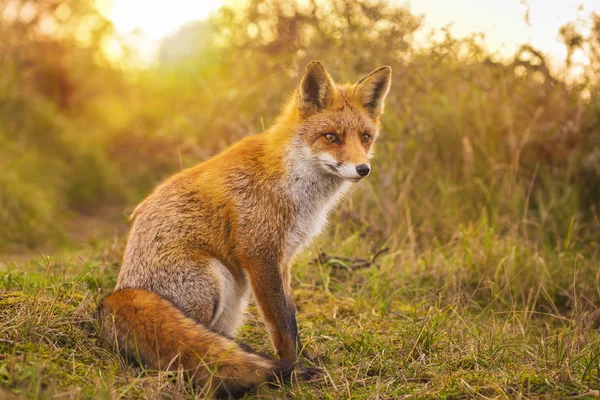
[324,133,339,143]
[362,133,372,143]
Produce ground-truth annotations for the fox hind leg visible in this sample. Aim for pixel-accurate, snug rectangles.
[150,258,249,337]
[208,259,250,337]
[133,259,221,326]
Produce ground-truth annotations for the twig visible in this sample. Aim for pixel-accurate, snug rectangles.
[312,248,389,270]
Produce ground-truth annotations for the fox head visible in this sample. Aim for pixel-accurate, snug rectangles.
[293,61,391,182]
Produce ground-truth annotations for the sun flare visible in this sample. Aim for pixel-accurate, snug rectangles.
[96,0,223,62]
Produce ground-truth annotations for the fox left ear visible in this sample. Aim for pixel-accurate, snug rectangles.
[353,66,392,118]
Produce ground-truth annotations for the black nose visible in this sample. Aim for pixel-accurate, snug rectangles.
[356,164,370,177]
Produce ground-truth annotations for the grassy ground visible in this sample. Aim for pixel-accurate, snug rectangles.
[1,215,599,399]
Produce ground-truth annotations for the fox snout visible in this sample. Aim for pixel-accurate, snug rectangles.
[332,162,371,182]
[336,163,371,182]
[316,152,372,182]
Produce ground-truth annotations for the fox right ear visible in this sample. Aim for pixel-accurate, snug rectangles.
[297,61,335,117]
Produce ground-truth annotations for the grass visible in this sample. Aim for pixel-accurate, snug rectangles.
[1,213,599,399]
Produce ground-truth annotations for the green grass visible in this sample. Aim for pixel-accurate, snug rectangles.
[1,218,599,399]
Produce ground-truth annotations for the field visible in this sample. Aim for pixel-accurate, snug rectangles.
[1,226,599,399]
[1,0,600,398]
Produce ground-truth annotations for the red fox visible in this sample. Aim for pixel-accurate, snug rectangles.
[99,61,391,397]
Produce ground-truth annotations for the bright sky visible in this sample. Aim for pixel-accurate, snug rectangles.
[96,0,224,62]
[97,0,600,70]
[403,0,600,74]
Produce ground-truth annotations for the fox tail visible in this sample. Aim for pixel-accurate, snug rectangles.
[99,288,294,398]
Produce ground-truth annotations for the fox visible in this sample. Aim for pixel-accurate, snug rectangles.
[98,61,391,398]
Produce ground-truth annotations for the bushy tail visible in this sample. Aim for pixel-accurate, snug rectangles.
[99,288,293,398]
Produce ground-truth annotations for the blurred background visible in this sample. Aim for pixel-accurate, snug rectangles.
[1,0,599,303]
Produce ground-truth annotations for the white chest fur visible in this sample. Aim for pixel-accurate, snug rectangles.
[283,143,351,264]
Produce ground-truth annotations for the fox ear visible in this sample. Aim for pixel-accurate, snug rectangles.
[353,66,392,118]
[297,61,335,117]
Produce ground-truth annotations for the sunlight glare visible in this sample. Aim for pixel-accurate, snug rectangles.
[97,0,222,62]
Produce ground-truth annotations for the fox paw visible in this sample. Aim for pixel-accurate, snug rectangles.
[296,366,324,381]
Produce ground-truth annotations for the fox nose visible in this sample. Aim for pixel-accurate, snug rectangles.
[356,164,371,177]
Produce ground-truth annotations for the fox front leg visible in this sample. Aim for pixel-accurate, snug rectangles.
[283,264,306,358]
[289,307,313,361]
[243,257,300,361]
